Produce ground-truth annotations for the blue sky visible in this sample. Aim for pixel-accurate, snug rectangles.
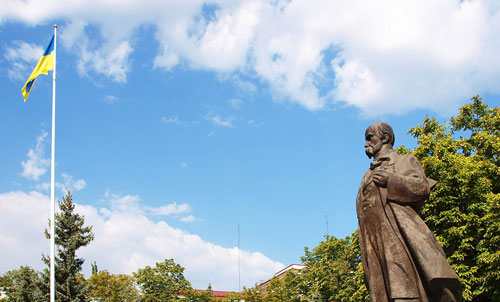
[1,0,500,292]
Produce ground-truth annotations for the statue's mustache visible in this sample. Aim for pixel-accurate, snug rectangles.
[365,146,373,158]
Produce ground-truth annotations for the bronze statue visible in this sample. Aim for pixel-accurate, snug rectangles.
[356,122,461,302]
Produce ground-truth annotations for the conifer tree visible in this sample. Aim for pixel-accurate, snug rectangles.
[40,191,94,302]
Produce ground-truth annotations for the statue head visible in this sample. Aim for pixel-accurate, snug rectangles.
[364,122,395,159]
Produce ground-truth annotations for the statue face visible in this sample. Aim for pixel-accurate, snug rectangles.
[364,126,384,159]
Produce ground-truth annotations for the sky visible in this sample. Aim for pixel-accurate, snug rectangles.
[1,0,500,292]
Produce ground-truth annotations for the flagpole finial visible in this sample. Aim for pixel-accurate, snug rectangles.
[54,24,58,28]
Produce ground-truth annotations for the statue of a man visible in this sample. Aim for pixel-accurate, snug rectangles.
[356,122,461,302]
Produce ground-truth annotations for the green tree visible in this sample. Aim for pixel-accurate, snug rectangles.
[252,97,498,302]
[219,292,241,302]
[87,270,139,302]
[261,271,308,302]
[0,266,42,302]
[133,259,191,302]
[403,96,500,301]
[40,191,94,302]
[241,285,263,302]
[186,287,214,302]
[301,231,368,302]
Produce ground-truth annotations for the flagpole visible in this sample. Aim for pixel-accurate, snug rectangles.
[50,24,57,302]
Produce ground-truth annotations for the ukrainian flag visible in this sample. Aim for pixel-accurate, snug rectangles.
[21,36,55,101]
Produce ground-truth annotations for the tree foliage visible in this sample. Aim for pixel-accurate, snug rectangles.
[301,232,368,302]
[241,285,263,302]
[0,266,42,302]
[41,191,94,302]
[260,271,308,302]
[185,284,215,302]
[87,270,139,302]
[404,96,500,301]
[133,259,191,302]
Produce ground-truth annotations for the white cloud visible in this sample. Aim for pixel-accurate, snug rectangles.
[149,202,191,216]
[231,75,257,93]
[206,112,234,128]
[77,39,132,83]
[103,95,118,103]
[0,191,50,271]
[3,0,500,115]
[61,173,87,192]
[180,215,197,223]
[106,193,144,215]
[34,173,86,194]
[183,1,262,71]
[21,131,50,182]
[229,98,243,109]
[248,120,263,128]
[4,41,44,81]
[161,116,182,125]
[35,182,51,192]
[0,190,283,291]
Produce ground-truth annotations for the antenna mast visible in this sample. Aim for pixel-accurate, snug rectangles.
[325,205,329,236]
[238,219,241,292]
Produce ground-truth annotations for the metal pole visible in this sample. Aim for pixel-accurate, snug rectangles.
[238,220,240,292]
[50,24,57,302]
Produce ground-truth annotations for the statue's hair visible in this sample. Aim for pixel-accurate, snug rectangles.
[372,122,395,146]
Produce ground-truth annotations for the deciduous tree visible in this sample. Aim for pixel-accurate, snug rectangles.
[0,266,42,302]
[87,270,139,302]
[133,259,191,302]
[403,96,500,301]
[301,232,368,302]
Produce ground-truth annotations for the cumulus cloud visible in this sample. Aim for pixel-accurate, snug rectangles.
[0,190,283,291]
[0,191,50,270]
[4,41,44,81]
[3,0,499,115]
[21,131,50,181]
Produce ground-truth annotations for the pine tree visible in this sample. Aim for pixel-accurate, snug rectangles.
[41,191,94,302]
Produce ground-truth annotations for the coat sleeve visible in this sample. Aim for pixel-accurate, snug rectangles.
[386,154,430,206]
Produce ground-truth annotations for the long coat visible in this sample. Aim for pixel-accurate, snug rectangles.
[356,150,461,301]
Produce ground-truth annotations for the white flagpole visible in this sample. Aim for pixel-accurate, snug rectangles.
[50,24,57,302]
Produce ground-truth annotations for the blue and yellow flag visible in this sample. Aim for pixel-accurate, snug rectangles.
[21,36,55,101]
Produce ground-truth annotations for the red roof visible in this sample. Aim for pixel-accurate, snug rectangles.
[192,289,238,298]
[211,290,235,297]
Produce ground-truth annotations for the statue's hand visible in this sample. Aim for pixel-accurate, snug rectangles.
[372,170,390,187]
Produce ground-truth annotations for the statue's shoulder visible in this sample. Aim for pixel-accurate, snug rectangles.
[393,152,425,172]
[392,152,417,161]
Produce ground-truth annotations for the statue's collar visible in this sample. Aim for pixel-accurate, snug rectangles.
[370,150,396,169]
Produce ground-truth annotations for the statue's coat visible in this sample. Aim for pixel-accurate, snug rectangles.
[357,150,460,301]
